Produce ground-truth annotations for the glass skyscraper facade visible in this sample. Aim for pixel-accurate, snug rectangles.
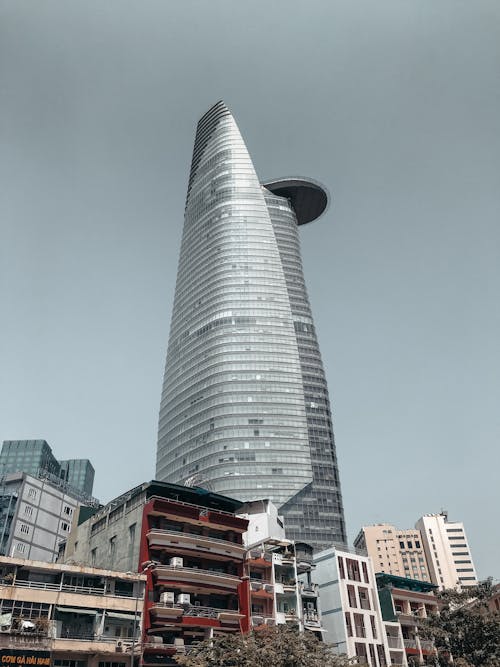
[0,440,95,497]
[157,101,346,550]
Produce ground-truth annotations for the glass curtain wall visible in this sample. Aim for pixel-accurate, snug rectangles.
[157,101,346,550]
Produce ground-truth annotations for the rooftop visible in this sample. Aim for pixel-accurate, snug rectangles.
[376,572,437,593]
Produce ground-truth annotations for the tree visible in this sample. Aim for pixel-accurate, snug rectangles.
[175,624,360,667]
[420,579,500,667]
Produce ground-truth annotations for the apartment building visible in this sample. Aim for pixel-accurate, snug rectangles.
[377,573,438,666]
[246,539,323,636]
[354,525,429,583]
[0,472,98,563]
[415,512,478,590]
[313,547,391,666]
[61,481,250,666]
[238,498,324,636]
[0,555,145,667]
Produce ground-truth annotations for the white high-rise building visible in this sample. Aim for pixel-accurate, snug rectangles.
[415,512,478,589]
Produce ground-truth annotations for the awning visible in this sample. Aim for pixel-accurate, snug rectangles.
[104,612,137,621]
[56,607,97,615]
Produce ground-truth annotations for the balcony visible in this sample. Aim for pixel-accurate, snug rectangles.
[403,639,418,649]
[147,529,245,560]
[151,602,242,622]
[299,582,318,597]
[0,629,128,654]
[3,579,124,597]
[154,564,240,591]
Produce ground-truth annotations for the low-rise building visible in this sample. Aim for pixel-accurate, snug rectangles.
[0,555,145,667]
[61,481,250,665]
[239,499,324,637]
[313,547,391,666]
[377,573,438,666]
[246,539,323,636]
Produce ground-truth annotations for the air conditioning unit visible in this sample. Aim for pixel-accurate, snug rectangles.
[170,557,184,568]
[160,592,175,604]
[176,593,191,605]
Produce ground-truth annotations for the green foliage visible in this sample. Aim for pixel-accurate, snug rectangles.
[420,579,500,667]
[175,624,359,667]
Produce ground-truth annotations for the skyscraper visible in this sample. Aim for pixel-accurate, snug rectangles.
[157,101,346,550]
[0,440,95,497]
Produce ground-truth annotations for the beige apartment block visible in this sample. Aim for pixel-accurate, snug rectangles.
[416,512,478,590]
[0,555,145,667]
[354,524,430,583]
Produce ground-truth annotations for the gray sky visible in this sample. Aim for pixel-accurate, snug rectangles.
[1,1,499,579]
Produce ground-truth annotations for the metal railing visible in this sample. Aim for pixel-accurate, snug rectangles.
[148,495,236,518]
[152,601,240,619]
[7,579,134,598]
[403,639,417,649]
[419,639,435,652]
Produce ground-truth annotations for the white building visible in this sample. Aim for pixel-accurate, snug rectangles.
[239,499,324,637]
[238,498,286,547]
[415,512,478,590]
[0,472,95,562]
[313,547,391,666]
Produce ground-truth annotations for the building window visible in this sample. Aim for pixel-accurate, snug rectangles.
[347,584,357,608]
[370,615,377,639]
[27,488,37,500]
[24,506,33,517]
[353,613,365,638]
[415,540,421,548]
[61,522,70,532]
[91,548,97,566]
[338,557,345,579]
[358,588,371,610]
[20,524,29,535]
[345,612,352,637]
[63,506,73,516]
[15,542,26,554]
[399,541,404,548]
[361,561,369,583]
[109,536,117,564]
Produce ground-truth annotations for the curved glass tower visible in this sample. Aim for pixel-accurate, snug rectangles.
[157,101,346,550]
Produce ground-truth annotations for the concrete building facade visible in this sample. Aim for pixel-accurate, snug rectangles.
[0,555,145,667]
[239,499,324,636]
[0,472,97,563]
[354,525,429,583]
[415,512,478,590]
[313,547,391,666]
